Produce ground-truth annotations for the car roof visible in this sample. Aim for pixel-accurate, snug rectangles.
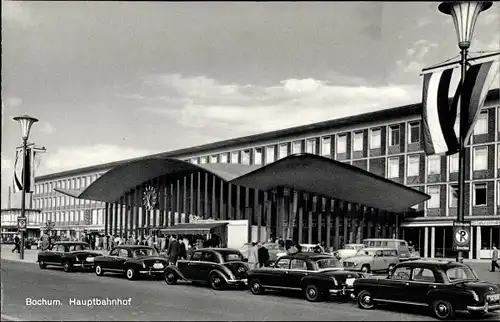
[279,252,333,261]
[398,260,469,269]
[195,248,241,253]
[362,247,398,251]
[114,245,154,249]
[55,241,88,245]
[345,244,365,246]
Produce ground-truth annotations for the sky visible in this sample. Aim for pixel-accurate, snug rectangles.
[2,1,500,207]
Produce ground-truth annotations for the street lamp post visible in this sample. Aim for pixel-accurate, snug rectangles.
[438,1,492,263]
[13,114,39,260]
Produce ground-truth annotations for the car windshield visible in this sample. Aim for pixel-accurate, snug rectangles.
[132,248,158,258]
[222,252,243,262]
[316,258,343,269]
[69,244,90,251]
[446,267,479,282]
[356,249,375,256]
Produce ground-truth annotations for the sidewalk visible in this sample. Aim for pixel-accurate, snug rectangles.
[0,245,110,264]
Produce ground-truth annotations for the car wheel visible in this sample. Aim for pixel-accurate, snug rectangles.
[358,290,375,309]
[305,284,323,302]
[126,268,137,281]
[63,261,72,273]
[361,265,370,273]
[210,273,225,290]
[165,271,177,285]
[249,279,264,295]
[38,261,46,269]
[432,300,455,320]
[95,265,104,276]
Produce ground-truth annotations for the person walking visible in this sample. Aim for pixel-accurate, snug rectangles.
[258,243,270,267]
[179,238,187,260]
[491,245,500,272]
[12,235,20,253]
[167,236,180,265]
[247,242,259,269]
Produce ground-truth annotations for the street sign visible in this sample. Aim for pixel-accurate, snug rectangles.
[17,217,27,231]
[452,221,471,251]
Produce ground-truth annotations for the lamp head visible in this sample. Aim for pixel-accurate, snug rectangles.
[13,114,39,141]
[438,1,493,49]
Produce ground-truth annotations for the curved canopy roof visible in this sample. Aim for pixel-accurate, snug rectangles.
[55,154,429,213]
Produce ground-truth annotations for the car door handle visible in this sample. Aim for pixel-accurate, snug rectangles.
[405,282,410,286]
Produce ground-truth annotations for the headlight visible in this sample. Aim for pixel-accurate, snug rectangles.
[143,263,147,268]
[470,290,480,302]
[353,262,358,267]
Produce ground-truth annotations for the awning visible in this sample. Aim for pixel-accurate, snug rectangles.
[229,153,430,213]
[54,156,260,203]
[160,222,227,235]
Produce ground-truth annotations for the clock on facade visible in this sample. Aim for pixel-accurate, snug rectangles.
[143,186,158,211]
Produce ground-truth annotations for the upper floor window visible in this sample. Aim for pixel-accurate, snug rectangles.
[306,139,316,154]
[292,141,302,154]
[220,153,228,164]
[473,183,487,206]
[407,155,420,177]
[242,150,250,165]
[353,131,364,152]
[321,137,331,156]
[387,157,400,178]
[210,155,218,164]
[449,154,459,173]
[337,135,347,154]
[278,144,288,160]
[474,111,488,135]
[408,122,421,144]
[427,186,440,208]
[449,184,458,207]
[266,146,275,164]
[389,125,400,146]
[200,157,208,164]
[230,151,239,164]
[254,148,262,165]
[473,146,488,171]
[370,128,381,149]
[427,155,441,175]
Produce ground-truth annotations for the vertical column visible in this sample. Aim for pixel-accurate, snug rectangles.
[196,172,201,218]
[424,227,429,258]
[257,189,262,242]
[308,196,313,244]
[228,184,233,220]
[334,203,340,249]
[265,192,271,241]
[220,180,225,220]
[278,188,286,239]
[135,188,140,235]
[475,226,481,260]
[469,227,474,260]
[114,202,119,235]
[343,215,349,245]
[176,179,180,223]
[326,199,332,250]
[104,202,109,235]
[159,178,165,227]
[190,174,194,219]
[253,189,260,242]
[124,195,129,238]
[169,182,175,226]
[318,212,323,245]
[203,174,208,219]
[245,187,251,243]
[128,191,133,236]
[298,193,304,244]
[183,176,187,222]
[236,186,241,220]
[119,197,124,237]
[154,178,160,228]
[211,176,217,220]
[431,227,436,258]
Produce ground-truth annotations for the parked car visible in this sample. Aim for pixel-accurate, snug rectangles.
[164,248,249,290]
[343,248,399,273]
[334,244,366,259]
[94,245,168,280]
[247,252,365,302]
[37,241,101,272]
[363,238,411,261]
[277,244,325,258]
[354,260,500,320]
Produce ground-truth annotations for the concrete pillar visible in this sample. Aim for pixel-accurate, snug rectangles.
[298,205,304,244]
[469,227,474,260]
[431,227,436,258]
[424,227,429,258]
[334,215,340,249]
[476,226,481,260]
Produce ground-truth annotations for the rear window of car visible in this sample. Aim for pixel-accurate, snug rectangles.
[223,253,243,262]
[382,250,397,256]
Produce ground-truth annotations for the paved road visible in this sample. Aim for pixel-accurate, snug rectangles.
[1,260,499,321]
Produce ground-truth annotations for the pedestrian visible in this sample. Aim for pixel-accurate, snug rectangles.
[167,236,180,265]
[277,237,285,250]
[491,245,500,272]
[258,243,270,267]
[285,240,299,255]
[12,235,20,253]
[179,237,187,260]
[247,242,259,269]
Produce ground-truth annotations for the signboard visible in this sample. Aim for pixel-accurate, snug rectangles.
[452,221,471,251]
[17,217,27,231]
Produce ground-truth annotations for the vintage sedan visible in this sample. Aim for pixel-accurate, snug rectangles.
[334,244,366,260]
[37,241,101,272]
[343,248,399,273]
[248,252,365,302]
[164,248,249,290]
[94,245,169,280]
[354,260,500,320]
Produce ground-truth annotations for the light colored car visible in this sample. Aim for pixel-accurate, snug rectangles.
[334,244,365,259]
[277,244,326,258]
[342,248,399,273]
[363,238,411,261]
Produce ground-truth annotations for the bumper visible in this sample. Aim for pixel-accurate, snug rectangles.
[72,263,94,269]
[328,286,354,296]
[467,304,500,312]
[139,269,165,275]
[226,278,247,285]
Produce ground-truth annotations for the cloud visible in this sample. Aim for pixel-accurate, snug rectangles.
[2,96,22,109]
[37,144,156,175]
[137,74,421,136]
[1,1,41,29]
[395,39,439,73]
[39,122,56,134]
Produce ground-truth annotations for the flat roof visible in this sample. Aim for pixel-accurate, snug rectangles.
[36,88,500,181]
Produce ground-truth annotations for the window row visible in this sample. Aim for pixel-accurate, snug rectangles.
[34,196,104,210]
[35,172,104,195]
[426,182,489,208]
[41,209,105,226]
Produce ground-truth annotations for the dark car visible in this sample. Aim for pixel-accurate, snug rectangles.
[164,248,249,290]
[94,245,169,280]
[37,241,101,272]
[247,252,365,302]
[354,260,500,320]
